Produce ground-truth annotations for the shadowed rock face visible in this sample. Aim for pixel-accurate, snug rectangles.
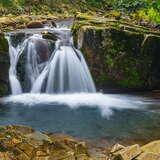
[35,39,50,63]
[110,141,160,160]
[0,33,9,96]
[73,18,160,91]
[27,21,44,28]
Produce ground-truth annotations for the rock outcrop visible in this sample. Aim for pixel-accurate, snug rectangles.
[0,33,9,96]
[0,125,159,160]
[0,125,90,160]
[0,17,57,96]
[26,21,44,28]
[0,15,57,32]
[73,14,160,91]
[109,140,160,160]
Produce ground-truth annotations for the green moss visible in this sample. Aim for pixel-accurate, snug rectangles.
[0,84,8,96]
[0,34,8,53]
[73,18,160,89]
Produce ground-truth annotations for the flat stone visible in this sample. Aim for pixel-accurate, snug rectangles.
[34,157,50,160]
[110,144,125,153]
[76,154,90,160]
[135,152,160,160]
[25,131,52,143]
[15,152,30,160]
[17,142,35,157]
[113,144,141,160]
[0,152,12,160]
[141,140,160,154]
[36,149,49,156]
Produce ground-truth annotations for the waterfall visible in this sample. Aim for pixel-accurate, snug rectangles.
[6,28,96,94]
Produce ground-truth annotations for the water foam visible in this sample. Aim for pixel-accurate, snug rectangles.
[2,93,152,118]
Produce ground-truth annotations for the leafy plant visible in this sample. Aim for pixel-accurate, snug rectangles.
[0,0,13,7]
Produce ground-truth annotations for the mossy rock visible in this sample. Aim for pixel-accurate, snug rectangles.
[0,33,8,53]
[0,33,9,96]
[73,19,160,90]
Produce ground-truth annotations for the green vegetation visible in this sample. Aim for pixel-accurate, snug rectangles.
[0,0,160,26]
[0,0,160,17]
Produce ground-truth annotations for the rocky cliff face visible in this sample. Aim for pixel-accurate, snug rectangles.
[1,15,160,96]
[73,15,160,91]
[0,17,57,97]
[0,33,9,96]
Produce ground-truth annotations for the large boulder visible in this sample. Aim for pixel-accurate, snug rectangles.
[73,16,160,91]
[26,21,44,28]
[141,140,160,154]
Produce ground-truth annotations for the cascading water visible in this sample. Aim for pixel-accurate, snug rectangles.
[3,22,160,146]
[6,28,96,94]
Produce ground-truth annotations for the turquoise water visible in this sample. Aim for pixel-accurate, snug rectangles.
[1,93,160,145]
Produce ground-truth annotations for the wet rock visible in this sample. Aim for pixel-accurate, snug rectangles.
[16,24,26,29]
[42,32,58,41]
[51,20,57,27]
[155,24,160,29]
[27,21,44,28]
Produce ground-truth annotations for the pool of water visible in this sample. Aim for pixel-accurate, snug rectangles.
[0,93,160,146]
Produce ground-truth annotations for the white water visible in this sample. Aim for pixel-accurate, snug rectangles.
[6,28,96,94]
[3,93,154,118]
[6,26,158,118]
[6,37,28,95]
